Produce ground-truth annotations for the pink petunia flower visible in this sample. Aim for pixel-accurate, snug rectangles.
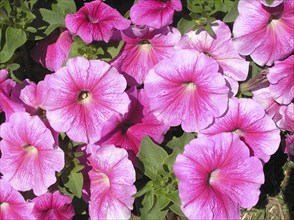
[200,98,281,162]
[88,145,136,219]
[20,79,59,143]
[130,0,182,29]
[32,191,74,220]
[0,69,24,120]
[65,0,130,44]
[277,103,294,132]
[112,25,181,86]
[43,56,130,144]
[0,179,35,220]
[0,112,64,196]
[144,49,229,132]
[252,86,282,123]
[267,55,294,105]
[233,0,294,66]
[98,87,169,154]
[30,29,73,71]
[177,20,249,82]
[174,133,264,219]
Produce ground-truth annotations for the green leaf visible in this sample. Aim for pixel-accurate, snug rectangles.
[141,195,169,220]
[241,90,253,97]
[177,17,196,35]
[61,159,84,198]
[223,0,239,23]
[250,61,263,78]
[51,0,76,15]
[0,27,27,63]
[163,147,181,172]
[39,8,65,33]
[138,136,168,180]
[166,132,196,151]
[165,190,181,205]
[187,0,203,13]
[134,181,153,198]
[141,191,155,213]
[204,21,216,38]
[104,41,124,61]
[170,203,185,217]
[266,0,274,5]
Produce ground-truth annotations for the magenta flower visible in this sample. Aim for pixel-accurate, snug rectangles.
[20,79,59,143]
[144,49,229,132]
[30,29,73,71]
[267,55,294,105]
[112,25,181,86]
[65,0,130,44]
[43,56,130,143]
[88,145,136,219]
[0,112,64,196]
[200,98,281,162]
[174,133,264,219]
[0,69,24,120]
[130,0,182,29]
[0,179,35,220]
[233,0,294,66]
[177,20,249,81]
[32,191,74,220]
[252,86,282,123]
[277,103,294,132]
[99,87,169,154]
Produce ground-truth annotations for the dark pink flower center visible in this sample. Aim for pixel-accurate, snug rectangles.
[203,51,212,57]
[184,81,197,91]
[138,40,151,45]
[78,91,90,102]
[121,122,133,134]
[36,107,46,119]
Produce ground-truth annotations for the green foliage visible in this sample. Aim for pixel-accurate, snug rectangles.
[223,0,239,22]
[266,0,274,5]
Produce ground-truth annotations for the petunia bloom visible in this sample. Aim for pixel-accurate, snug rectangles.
[0,112,64,196]
[112,25,181,86]
[233,0,294,66]
[174,133,264,219]
[43,56,130,143]
[32,191,75,220]
[277,103,294,132]
[0,69,24,120]
[30,29,73,71]
[65,0,130,44]
[88,145,136,219]
[177,20,249,82]
[130,0,182,29]
[0,179,35,220]
[98,87,169,154]
[144,49,229,132]
[200,98,281,162]
[267,55,294,105]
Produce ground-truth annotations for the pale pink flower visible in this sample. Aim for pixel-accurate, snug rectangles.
[0,112,64,196]
[267,55,294,105]
[0,179,35,220]
[88,145,136,219]
[20,79,59,143]
[233,0,294,66]
[130,0,182,29]
[174,133,264,219]
[200,98,281,162]
[32,191,74,220]
[0,69,24,120]
[30,30,73,71]
[112,25,181,86]
[43,56,130,143]
[177,20,249,81]
[144,49,229,132]
[65,0,130,44]
[277,103,294,132]
[98,87,169,154]
[252,86,282,123]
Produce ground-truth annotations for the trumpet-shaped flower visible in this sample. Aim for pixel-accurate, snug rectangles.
[277,103,294,132]
[177,20,249,81]
[65,0,130,44]
[43,56,130,143]
[233,0,294,66]
[267,55,294,105]
[174,133,264,220]
[32,191,74,220]
[0,112,64,196]
[99,87,169,154]
[200,98,281,162]
[112,25,181,86]
[30,30,73,71]
[0,179,35,220]
[130,0,182,29]
[88,145,136,219]
[144,50,229,132]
